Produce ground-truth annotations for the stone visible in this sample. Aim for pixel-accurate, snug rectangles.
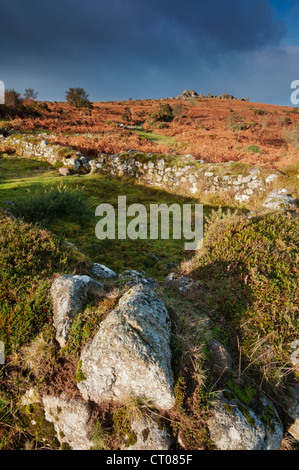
[290,340,299,367]
[156,159,165,170]
[262,189,295,211]
[208,339,232,380]
[50,275,103,347]
[59,167,71,176]
[265,174,279,184]
[164,272,194,293]
[250,168,261,176]
[125,416,172,450]
[77,285,175,410]
[235,193,250,203]
[118,270,158,288]
[284,387,299,441]
[66,157,81,171]
[207,392,283,450]
[21,388,40,406]
[91,263,117,280]
[42,394,94,450]
[163,263,177,272]
[241,175,252,184]
[176,90,198,100]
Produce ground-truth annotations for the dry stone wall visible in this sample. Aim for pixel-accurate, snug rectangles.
[1,133,289,204]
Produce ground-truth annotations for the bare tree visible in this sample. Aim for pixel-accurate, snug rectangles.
[24,88,39,101]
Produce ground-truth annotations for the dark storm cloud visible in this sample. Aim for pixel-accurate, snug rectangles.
[0,0,284,64]
[0,0,287,101]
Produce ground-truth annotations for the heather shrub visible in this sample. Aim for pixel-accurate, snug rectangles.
[0,212,91,352]
[12,184,93,228]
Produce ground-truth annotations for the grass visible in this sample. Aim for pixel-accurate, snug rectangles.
[182,208,299,388]
[1,148,298,450]
[136,130,175,146]
[0,152,215,280]
[247,145,263,155]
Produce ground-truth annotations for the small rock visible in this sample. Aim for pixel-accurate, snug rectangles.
[207,392,283,450]
[118,270,158,288]
[163,262,177,272]
[125,416,172,450]
[91,263,117,280]
[262,189,295,211]
[43,394,94,450]
[208,339,232,380]
[59,167,71,176]
[67,157,81,171]
[50,275,103,347]
[250,168,261,176]
[284,387,299,441]
[164,272,194,293]
[265,174,279,184]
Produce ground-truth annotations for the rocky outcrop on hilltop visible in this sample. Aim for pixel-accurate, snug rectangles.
[176,90,249,101]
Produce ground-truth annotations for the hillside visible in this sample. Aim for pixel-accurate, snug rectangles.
[0,94,298,451]
[2,95,299,168]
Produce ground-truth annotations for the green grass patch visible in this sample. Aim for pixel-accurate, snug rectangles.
[136,130,175,146]
[0,153,215,281]
[246,145,263,155]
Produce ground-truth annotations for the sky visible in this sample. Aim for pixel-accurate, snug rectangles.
[0,0,299,105]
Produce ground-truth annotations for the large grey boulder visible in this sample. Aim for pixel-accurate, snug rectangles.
[77,284,175,410]
[207,391,283,450]
[42,394,94,450]
[50,275,103,347]
[262,189,295,211]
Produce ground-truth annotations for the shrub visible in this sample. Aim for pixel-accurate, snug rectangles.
[283,124,299,149]
[12,184,93,228]
[253,108,267,116]
[247,145,262,154]
[150,103,174,122]
[0,212,91,352]
[65,87,92,110]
